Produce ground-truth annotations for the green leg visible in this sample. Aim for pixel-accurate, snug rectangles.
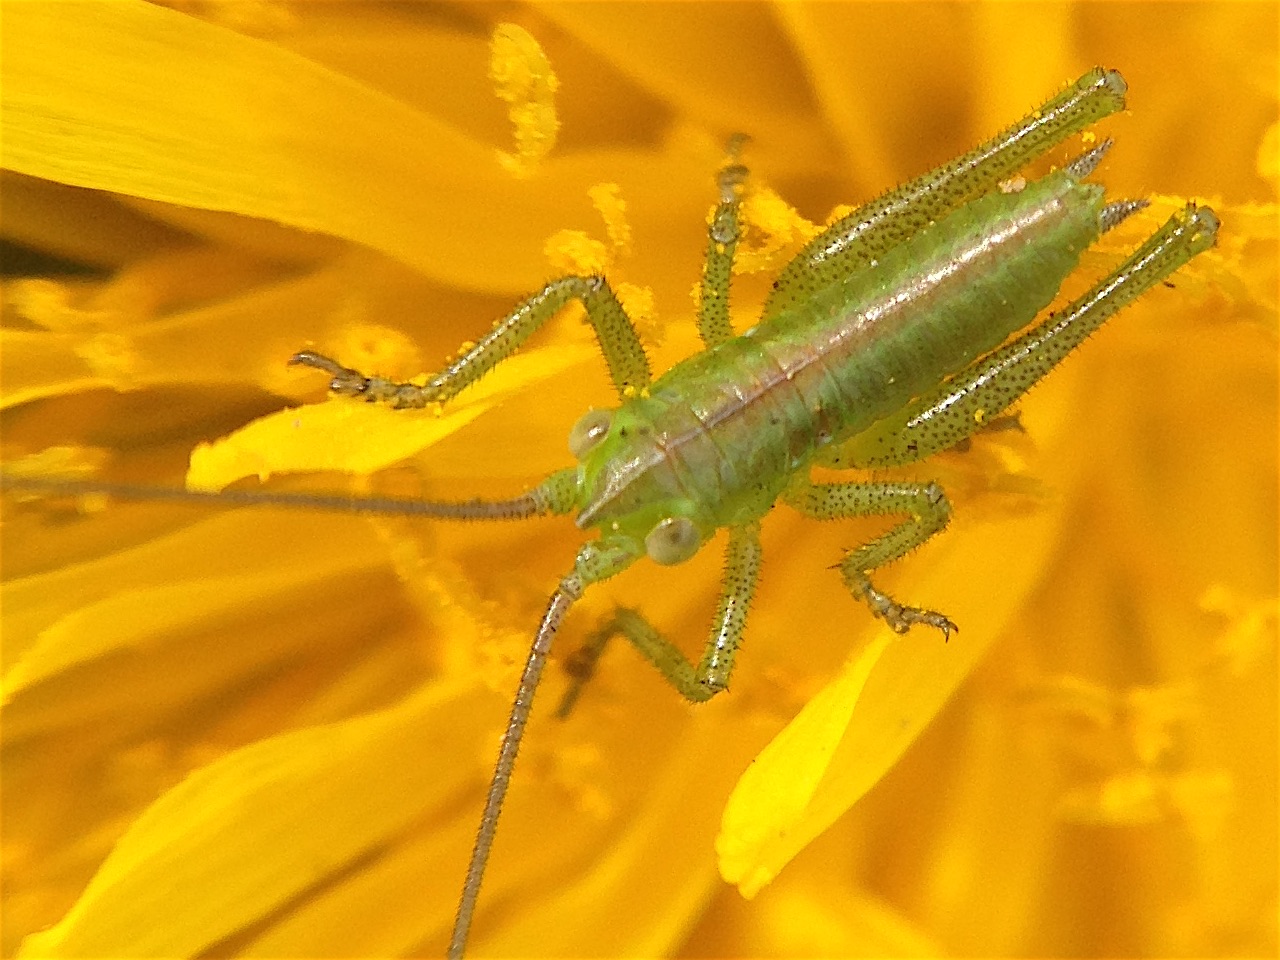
[765,68,1128,319]
[784,478,955,637]
[826,203,1220,469]
[697,136,749,348]
[557,521,761,715]
[291,274,651,406]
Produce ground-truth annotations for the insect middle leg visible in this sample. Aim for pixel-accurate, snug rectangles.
[557,521,762,716]
[783,478,956,637]
[291,273,651,406]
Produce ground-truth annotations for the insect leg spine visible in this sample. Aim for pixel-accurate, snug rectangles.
[1101,199,1151,232]
[1065,138,1114,179]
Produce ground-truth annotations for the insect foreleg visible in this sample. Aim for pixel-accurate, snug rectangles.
[696,136,749,348]
[765,68,1128,319]
[557,522,763,715]
[784,478,955,637]
[291,273,651,406]
[827,203,1221,470]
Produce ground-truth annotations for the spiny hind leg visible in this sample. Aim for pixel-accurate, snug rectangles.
[696,135,749,348]
[291,274,651,407]
[784,478,955,638]
[822,203,1221,471]
[765,68,1128,318]
[557,522,761,716]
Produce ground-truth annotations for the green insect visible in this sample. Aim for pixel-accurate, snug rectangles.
[4,68,1219,958]
[280,67,1219,956]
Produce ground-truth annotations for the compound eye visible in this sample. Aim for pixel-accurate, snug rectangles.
[568,409,613,460]
[645,516,701,566]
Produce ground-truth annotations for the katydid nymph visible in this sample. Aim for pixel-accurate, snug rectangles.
[2,68,1219,958]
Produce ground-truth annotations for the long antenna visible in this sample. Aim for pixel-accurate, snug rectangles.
[0,475,546,521]
[448,576,582,958]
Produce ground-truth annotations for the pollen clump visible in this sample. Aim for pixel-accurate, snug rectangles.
[542,185,657,345]
[74,332,138,383]
[489,23,559,178]
[1126,682,1198,767]
[8,279,113,332]
[736,188,821,274]
[823,204,856,226]
[617,282,661,345]
[545,182,641,275]
[544,230,610,274]
[1200,584,1278,676]
[588,183,633,256]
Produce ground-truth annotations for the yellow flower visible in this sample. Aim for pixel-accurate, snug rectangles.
[2,3,1275,958]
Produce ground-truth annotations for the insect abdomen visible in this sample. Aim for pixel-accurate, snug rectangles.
[755,169,1106,446]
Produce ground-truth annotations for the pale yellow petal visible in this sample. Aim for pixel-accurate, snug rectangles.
[718,634,892,894]
[718,498,1062,896]
[186,343,592,489]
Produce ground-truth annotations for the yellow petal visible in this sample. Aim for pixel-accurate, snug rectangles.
[18,682,486,958]
[1,1,560,291]
[718,497,1062,896]
[1,509,393,740]
[718,634,893,894]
